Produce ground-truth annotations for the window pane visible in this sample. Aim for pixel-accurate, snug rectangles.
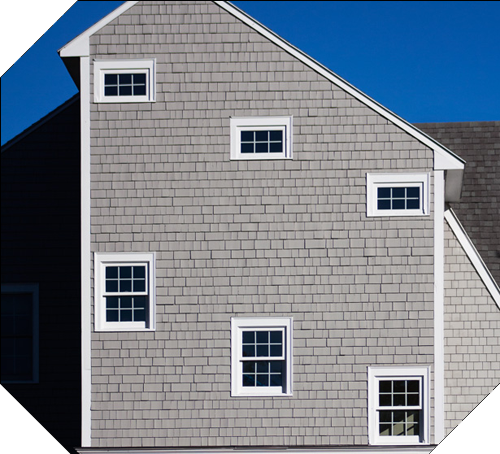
[378,199,391,210]
[269,130,283,141]
[407,393,420,406]
[378,187,391,199]
[106,297,119,309]
[407,187,420,198]
[104,74,117,85]
[121,309,133,322]
[105,86,118,97]
[119,74,132,85]
[120,267,132,279]
[106,267,118,279]
[379,380,392,393]
[134,84,147,96]
[406,198,420,209]
[241,143,254,154]
[270,344,282,357]
[242,344,254,357]
[106,309,119,322]
[256,331,268,343]
[242,331,254,343]
[241,131,254,142]
[255,142,268,153]
[256,344,269,357]
[392,188,405,199]
[119,85,132,96]
[269,142,282,153]
[255,131,268,142]
[120,297,132,308]
[392,199,406,210]
[379,394,392,407]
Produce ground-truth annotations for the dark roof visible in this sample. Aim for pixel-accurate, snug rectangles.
[416,121,500,284]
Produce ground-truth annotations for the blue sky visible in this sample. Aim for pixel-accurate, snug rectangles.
[2,1,499,146]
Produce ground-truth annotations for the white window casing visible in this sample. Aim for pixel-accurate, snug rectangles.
[231,317,293,397]
[94,252,156,332]
[94,59,156,103]
[230,117,293,160]
[367,173,430,217]
[368,366,430,446]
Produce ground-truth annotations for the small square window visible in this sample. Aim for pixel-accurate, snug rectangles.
[231,317,292,396]
[230,117,293,160]
[367,173,430,217]
[94,59,156,103]
[1,284,39,383]
[368,367,430,445]
[94,253,156,332]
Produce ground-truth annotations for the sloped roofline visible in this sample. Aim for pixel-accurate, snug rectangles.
[58,1,465,175]
[1,94,80,152]
[445,208,500,308]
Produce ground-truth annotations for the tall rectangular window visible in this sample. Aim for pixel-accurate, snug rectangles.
[368,367,430,445]
[94,253,156,332]
[231,317,292,396]
[1,284,39,383]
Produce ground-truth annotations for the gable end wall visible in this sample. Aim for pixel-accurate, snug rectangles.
[87,1,436,448]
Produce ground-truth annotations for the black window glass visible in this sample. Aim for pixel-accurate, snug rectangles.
[241,143,254,154]
[392,188,406,199]
[120,74,132,85]
[255,131,268,142]
[269,142,282,153]
[255,142,268,153]
[106,309,119,322]
[407,187,420,198]
[378,187,391,199]
[119,85,133,96]
[121,309,133,322]
[241,131,254,142]
[392,199,406,210]
[105,74,117,85]
[269,130,283,141]
[104,86,118,97]
[134,73,146,85]
[378,199,391,210]
[134,84,146,96]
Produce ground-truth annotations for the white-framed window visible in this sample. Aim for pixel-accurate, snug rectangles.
[368,366,430,446]
[231,317,292,397]
[94,252,156,332]
[366,173,430,217]
[230,117,293,160]
[94,59,156,103]
[1,284,39,384]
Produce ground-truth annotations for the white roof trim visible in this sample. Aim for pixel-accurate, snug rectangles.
[57,0,465,180]
[445,208,500,308]
[76,448,435,454]
[215,1,465,173]
[58,1,139,57]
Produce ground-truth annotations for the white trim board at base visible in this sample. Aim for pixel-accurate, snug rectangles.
[76,447,436,454]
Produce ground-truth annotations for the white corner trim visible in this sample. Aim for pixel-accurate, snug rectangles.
[444,208,500,307]
[58,1,139,57]
[433,170,445,443]
[80,56,92,448]
[214,1,465,173]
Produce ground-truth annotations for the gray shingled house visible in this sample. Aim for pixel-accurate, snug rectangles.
[2,2,499,454]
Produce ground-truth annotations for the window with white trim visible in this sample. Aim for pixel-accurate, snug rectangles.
[231,317,292,396]
[230,117,293,160]
[94,59,156,103]
[94,253,156,331]
[1,284,39,383]
[368,367,430,445]
[367,173,430,217]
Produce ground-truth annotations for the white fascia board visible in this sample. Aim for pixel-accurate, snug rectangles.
[445,208,500,307]
[58,1,139,57]
[215,1,465,173]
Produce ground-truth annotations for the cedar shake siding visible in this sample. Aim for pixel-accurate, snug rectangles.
[417,121,500,285]
[88,1,436,448]
[443,220,500,435]
[1,95,81,452]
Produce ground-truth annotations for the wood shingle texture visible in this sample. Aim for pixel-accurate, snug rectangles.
[416,121,500,284]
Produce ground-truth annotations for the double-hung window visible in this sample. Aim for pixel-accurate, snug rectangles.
[1,284,39,383]
[94,253,156,331]
[368,367,430,445]
[94,59,156,103]
[231,317,292,396]
[230,117,293,160]
[367,173,430,217]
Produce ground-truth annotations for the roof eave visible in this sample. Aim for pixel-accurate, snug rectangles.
[58,1,139,58]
